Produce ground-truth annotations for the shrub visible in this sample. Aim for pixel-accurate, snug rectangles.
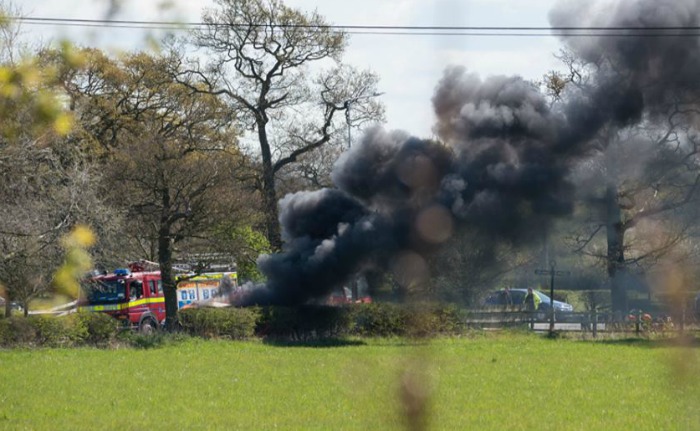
[406,304,465,338]
[179,307,259,340]
[352,303,406,337]
[30,315,87,347]
[255,306,299,340]
[300,305,355,338]
[353,303,467,338]
[0,318,11,346]
[256,306,355,340]
[4,316,38,346]
[75,312,120,346]
[428,303,467,335]
[0,314,108,348]
[403,307,440,338]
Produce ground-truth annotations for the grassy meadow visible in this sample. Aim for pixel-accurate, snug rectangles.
[1,333,699,430]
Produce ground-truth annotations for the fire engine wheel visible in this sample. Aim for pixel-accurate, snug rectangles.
[139,317,158,334]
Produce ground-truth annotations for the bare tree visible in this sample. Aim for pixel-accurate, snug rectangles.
[568,107,700,311]
[178,0,384,249]
[537,49,700,311]
[0,4,122,316]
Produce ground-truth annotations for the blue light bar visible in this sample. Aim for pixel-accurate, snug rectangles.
[114,268,131,276]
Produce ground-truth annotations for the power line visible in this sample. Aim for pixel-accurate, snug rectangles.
[10,16,700,37]
[19,22,700,37]
[337,31,700,37]
[12,16,700,31]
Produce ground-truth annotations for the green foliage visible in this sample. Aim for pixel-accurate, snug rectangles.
[0,317,10,345]
[352,303,406,337]
[351,303,466,338]
[29,315,87,347]
[0,60,74,139]
[414,303,466,337]
[0,316,76,347]
[1,316,37,345]
[256,305,355,340]
[50,47,248,327]
[231,226,271,282]
[179,307,259,340]
[7,304,392,345]
[75,311,119,346]
[0,313,122,347]
[176,303,465,341]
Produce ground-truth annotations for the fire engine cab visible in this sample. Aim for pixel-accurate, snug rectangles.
[79,264,237,332]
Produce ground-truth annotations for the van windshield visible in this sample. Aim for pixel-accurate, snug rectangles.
[82,279,127,304]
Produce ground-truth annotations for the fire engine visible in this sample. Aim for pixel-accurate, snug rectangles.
[79,263,237,332]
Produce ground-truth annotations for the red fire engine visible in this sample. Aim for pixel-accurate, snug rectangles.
[79,264,237,332]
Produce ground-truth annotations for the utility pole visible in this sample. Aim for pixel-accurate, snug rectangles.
[535,261,570,336]
[343,92,383,300]
[344,92,384,149]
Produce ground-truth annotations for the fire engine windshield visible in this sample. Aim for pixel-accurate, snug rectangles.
[82,279,127,304]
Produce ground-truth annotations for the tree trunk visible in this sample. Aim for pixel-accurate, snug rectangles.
[158,185,178,331]
[262,177,281,251]
[257,118,282,250]
[3,298,9,318]
[605,184,627,312]
[159,225,178,331]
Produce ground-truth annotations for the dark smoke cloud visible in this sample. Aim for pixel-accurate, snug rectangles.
[550,0,700,112]
[433,69,557,145]
[432,68,575,243]
[332,128,454,208]
[278,189,368,242]
[242,210,403,306]
[237,0,700,306]
[238,130,449,306]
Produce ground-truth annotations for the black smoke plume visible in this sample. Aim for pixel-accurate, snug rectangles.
[237,0,700,306]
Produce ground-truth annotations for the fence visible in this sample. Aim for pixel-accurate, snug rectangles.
[464,308,694,336]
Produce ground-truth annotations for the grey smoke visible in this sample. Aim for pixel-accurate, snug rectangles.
[237,0,700,306]
[550,0,700,114]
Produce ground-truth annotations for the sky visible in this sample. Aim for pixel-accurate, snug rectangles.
[18,0,563,139]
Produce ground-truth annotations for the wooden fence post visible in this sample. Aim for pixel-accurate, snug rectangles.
[592,308,597,338]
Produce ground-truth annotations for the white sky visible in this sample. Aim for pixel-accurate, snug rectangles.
[19,0,563,138]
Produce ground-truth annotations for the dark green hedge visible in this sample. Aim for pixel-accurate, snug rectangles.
[178,307,259,340]
[75,312,121,346]
[0,302,469,347]
[180,303,465,341]
[256,305,355,340]
[352,303,406,337]
[352,302,466,338]
[0,312,120,348]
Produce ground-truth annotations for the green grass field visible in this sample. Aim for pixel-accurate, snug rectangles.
[1,333,699,430]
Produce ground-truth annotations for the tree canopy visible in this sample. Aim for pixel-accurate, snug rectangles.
[179,0,385,249]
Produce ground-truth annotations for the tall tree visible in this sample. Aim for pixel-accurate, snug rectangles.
[179,0,384,249]
[0,3,117,317]
[547,52,700,311]
[570,118,700,311]
[56,48,253,329]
